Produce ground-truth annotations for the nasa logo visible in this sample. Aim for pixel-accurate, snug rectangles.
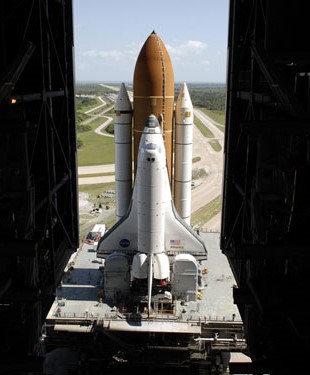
[120,238,130,248]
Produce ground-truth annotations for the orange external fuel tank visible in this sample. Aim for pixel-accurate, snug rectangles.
[133,31,175,182]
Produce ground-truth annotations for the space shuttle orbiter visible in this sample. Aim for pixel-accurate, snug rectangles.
[97,115,206,313]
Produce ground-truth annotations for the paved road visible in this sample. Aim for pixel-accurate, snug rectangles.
[78,164,115,175]
[93,107,114,137]
[84,96,106,114]
[99,83,120,92]
[81,95,115,136]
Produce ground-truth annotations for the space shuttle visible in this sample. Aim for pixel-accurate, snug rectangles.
[97,31,207,314]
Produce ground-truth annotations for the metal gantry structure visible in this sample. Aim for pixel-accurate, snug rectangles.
[221,0,310,373]
[0,0,78,369]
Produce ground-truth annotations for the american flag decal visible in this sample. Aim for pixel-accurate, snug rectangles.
[170,239,181,245]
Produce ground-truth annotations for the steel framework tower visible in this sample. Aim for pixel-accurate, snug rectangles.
[221,1,310,373]
[0,0,78,370]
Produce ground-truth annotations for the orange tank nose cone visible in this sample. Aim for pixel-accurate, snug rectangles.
[133,31,174,182]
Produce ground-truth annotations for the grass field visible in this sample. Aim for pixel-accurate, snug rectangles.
[77,120,115,166]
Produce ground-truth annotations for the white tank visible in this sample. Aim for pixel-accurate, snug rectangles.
[172,253,198,301]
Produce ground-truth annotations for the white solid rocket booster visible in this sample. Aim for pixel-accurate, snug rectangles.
[114,83,133,220]
[174,83,194,224]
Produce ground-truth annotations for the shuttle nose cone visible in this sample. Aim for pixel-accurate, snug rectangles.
[145,114,160,129]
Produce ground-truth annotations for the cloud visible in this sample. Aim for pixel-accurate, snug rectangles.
[81,39,207,63]
[166,40,208,60]
[76,38,216,82]
[83,49,124,60]
[81,42,142,62]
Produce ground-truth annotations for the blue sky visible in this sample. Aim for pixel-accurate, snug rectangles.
[73,0,229,83]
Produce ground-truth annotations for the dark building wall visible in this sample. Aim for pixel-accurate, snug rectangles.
[0,0,78,364]
[221,0,310,373]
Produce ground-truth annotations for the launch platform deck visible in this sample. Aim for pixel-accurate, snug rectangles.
[45,232,247,367]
